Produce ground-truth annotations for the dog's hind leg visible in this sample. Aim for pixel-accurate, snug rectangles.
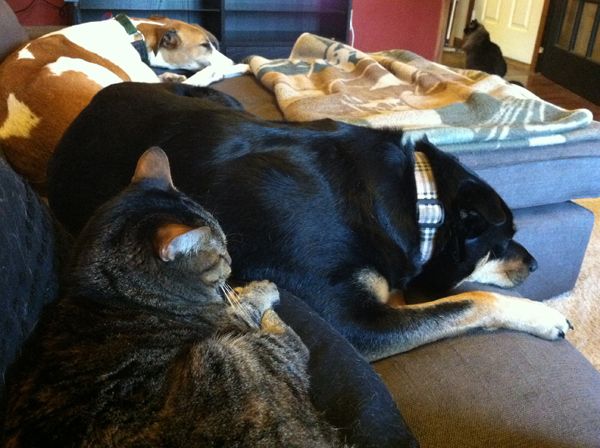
[337,291,572,361]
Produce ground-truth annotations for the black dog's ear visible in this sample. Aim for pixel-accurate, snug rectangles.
[457,179,506,238]
[159,29,181,50]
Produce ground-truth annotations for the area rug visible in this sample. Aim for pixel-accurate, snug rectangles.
[547,198,600,370]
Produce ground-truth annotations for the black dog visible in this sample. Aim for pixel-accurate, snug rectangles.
[462,19,507,77]
[48,82,570,360]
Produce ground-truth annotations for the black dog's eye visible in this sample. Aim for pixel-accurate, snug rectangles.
[491,241,510,258]
[200,42,212,49]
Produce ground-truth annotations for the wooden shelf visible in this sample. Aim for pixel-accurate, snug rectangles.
[73,0,352,61]
[78,0,221,11]
[224,31,306,47]
[223,0,347,13]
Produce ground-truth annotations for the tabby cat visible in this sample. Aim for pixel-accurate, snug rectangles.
[2,147,344,447]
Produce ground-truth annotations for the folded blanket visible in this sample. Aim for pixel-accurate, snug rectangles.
[248,33,594,149]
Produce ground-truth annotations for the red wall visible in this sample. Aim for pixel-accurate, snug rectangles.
[351,0,444,60]
[8,0,69,26]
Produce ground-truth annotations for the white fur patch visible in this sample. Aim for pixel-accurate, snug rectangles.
[46,57,124,87]
[17,45,34,60]
[205,44,235,68]
[0,93,40,139]
[147,50,174,70]
[130,18,165,27]
[45,20,158,82]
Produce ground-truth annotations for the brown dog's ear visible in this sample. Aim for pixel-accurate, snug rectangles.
[205,29,219,50]
[159,29,181,50]
[131,146,175,190]
[154,224,212,262]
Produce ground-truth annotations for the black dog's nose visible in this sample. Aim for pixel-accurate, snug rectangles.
[528,257,538,272]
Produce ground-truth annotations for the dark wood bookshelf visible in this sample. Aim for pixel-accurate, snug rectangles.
[72,0,352,61]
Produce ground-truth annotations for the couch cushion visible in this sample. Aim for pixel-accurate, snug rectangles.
[453,125,600,209]
[374,331,600,448]
[0,0,28,61]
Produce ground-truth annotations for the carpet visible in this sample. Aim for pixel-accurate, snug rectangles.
[547,198,600,370]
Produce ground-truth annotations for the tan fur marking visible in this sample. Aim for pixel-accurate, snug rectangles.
[355,269,390,304]
[386,290,407,308]
[464,252,529,288]
[412,291,570,340]
[355,269,411,307]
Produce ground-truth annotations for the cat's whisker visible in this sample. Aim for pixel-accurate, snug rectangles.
[223,282,257,323]
[229,291,242,306]
[223,283,240,301]
[219,284,236,308]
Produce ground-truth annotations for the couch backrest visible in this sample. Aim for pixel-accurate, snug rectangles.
[0,0,28,62]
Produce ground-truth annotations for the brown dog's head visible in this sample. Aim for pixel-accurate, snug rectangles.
[135,17,234,71]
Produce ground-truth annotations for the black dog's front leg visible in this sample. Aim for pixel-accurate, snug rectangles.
[330,289,572,361]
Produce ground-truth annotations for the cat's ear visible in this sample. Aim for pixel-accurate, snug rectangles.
[154,223,211,262]
[131,146,175,190]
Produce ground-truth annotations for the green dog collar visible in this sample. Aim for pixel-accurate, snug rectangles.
[114,13,150,65]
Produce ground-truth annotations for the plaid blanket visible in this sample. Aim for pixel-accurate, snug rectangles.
[247,33,595,149]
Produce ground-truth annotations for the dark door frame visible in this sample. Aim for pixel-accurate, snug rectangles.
[537,0,600,104]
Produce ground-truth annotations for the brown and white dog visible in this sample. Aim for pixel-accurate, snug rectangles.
[0,15,247,190]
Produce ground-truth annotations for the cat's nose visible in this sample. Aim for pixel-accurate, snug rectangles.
[223,252,232,265]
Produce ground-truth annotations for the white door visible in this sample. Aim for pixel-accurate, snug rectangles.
[474,0,545,63]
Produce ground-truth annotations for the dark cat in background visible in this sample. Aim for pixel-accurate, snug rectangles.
[462,19,508,77]
[2,148,344,447]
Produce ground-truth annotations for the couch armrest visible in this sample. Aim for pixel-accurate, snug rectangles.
[0,157,65,402]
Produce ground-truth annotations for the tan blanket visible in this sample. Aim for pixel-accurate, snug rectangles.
[247,33,594,149]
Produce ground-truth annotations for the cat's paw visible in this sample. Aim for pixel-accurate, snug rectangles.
[234,280,280,313]
[260,309,286,334]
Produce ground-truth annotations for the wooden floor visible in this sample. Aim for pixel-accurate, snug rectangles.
[442,50,600,120]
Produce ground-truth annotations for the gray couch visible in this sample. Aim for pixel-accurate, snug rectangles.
[2,3,600,446]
